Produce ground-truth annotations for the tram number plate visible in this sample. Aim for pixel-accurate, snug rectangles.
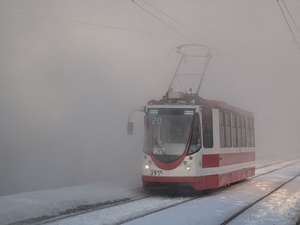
[150,169,163,176]
[153,148,164,155]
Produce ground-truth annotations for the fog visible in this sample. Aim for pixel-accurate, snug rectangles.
[0,0,300,196]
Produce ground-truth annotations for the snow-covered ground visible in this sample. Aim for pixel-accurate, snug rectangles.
[124,161,300,225]
[229,176,300,225]
[0,177,146,225]
[1,155,300,225]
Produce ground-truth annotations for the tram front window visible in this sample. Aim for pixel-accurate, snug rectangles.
[147,108,195,163]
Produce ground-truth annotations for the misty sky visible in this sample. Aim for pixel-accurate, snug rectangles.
[1,0,300,196]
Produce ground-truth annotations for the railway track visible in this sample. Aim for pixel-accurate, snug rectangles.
[38,186,209,225]
[17,157,300,225]
[220,172,300,225]
[122,160,300,225]
[41,190,210,225]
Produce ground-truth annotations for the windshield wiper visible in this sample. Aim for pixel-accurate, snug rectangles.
[152,137,165,155]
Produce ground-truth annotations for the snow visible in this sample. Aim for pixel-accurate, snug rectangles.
[124,161,300,225]
[229,176,300,225]
[46,196,190,225]
[0,156,300,225]
[0,178,146,225]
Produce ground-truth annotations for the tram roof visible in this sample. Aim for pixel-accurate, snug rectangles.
[147,93,254,118]
[200,99,254,118]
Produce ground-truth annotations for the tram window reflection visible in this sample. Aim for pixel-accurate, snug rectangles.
[202,108,213,148]
[171,126,186,143]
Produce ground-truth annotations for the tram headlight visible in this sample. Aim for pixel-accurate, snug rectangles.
[186,165,192,172]
[144,165,150,170]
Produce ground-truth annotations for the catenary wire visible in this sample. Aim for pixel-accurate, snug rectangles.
[142,0,210,43]
[281,0,300,34]
[130,0,195,44]
[276,0,300,51]
[138,0,228,59]
[0,9,183,39]
[131,1,222,59]
[1,4,297,49]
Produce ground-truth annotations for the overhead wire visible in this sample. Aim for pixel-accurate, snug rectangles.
[0,9,183,39]
[137,0,222,58]
[130,0,195,44]
[276,0,300,51]
[281,0,300,34]
[141,0,209,43]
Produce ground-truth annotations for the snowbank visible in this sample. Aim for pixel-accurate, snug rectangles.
[0,177,145,225]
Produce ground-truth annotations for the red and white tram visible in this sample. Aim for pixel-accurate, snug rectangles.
[128,93,255,191]
[127,44,255,191]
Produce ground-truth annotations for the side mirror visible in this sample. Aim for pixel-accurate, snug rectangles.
[127,122,133,135]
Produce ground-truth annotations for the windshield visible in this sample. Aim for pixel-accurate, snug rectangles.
[146,108,196,164]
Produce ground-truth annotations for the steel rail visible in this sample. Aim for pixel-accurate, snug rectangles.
[13,157,300,225]
[220,172,300,225]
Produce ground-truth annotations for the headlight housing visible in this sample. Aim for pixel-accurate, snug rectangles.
[186,165,192,172]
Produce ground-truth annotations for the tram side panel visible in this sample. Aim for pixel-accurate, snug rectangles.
[200,107,255,191]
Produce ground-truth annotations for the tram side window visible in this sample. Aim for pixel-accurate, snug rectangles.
[237,116,242,147]
[202,108,213,148]
[225,112,232,147]
[246,118,255,147]
[232,114,237,147]
[241,117,246,147]
[219,111,225,147]
[219,111,231,148]
[246,118,250,147]
[250,119,255,147]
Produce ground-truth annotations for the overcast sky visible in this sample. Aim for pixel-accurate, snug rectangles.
[1,0,300,196]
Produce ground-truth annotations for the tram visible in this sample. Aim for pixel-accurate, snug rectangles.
[127,45,255,191]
